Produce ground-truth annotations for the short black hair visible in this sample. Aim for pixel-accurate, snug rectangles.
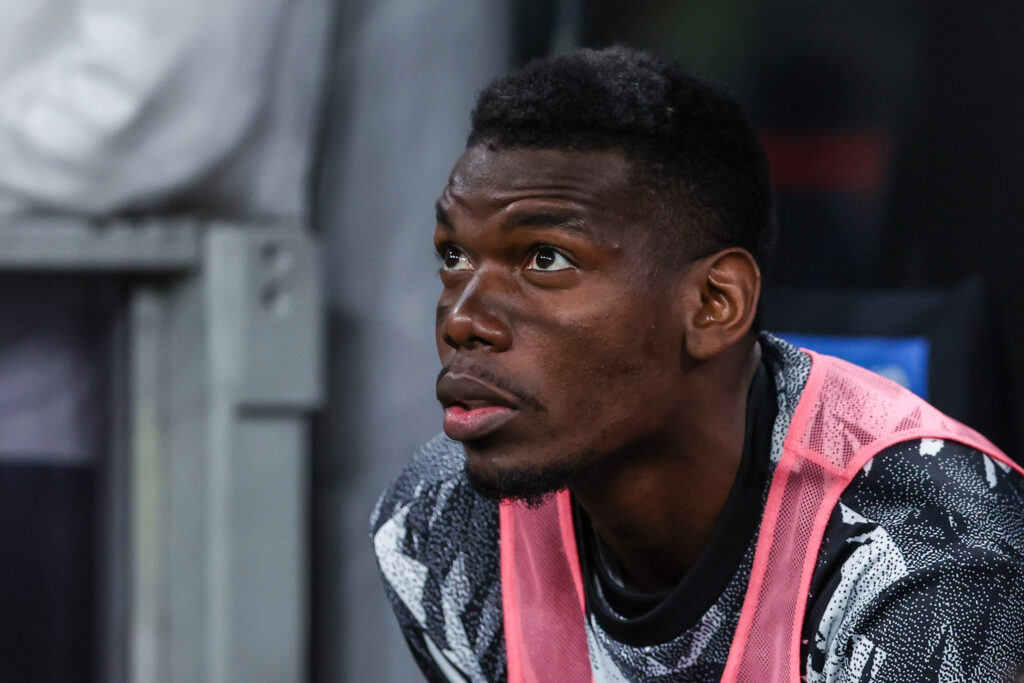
[468,46,777,277]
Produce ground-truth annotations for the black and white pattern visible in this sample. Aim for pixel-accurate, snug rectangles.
[805,438,1024,682]
[370,434,505,682]
[371,335,1024,681]
[580,544,754,682]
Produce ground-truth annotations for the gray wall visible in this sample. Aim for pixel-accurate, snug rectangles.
[313,2,509,680]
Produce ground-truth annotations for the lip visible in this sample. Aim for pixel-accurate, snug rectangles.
[443,405,517,441]
[436,372,520,441]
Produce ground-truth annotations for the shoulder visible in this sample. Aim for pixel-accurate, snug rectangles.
[370,432,500,589]
[370,432,469,536]
[369,434,506,681]
[843,438,1024,555]
[805,438,1024,681]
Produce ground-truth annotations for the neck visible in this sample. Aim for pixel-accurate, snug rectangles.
[569,339,761,591]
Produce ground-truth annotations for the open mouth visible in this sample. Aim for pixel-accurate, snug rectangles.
[443,404,517,441]
[437,370,522,441]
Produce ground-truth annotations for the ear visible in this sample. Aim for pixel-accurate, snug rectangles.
[681,248,761,361]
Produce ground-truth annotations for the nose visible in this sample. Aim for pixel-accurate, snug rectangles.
[438,276,512,352]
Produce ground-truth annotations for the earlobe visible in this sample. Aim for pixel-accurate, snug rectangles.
[682,249,760,360]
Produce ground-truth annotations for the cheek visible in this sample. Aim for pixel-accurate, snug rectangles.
[532,312,677,418]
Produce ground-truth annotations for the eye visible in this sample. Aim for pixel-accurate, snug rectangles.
[526,246,574,272]
[439,245,472,271]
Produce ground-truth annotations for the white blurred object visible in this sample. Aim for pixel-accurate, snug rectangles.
[0,0,329,218]
[872,364,913,390]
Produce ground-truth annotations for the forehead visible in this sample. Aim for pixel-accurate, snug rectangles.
[440,146,637,217]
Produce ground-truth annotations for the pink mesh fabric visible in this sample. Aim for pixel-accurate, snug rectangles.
[499,352,1022,681]
[500,492,593,683]
[722,351,1023,681]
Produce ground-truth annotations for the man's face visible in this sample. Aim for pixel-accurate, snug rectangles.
[434,146,694,501]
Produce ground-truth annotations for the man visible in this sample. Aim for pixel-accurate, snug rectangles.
[371,47,1024,681]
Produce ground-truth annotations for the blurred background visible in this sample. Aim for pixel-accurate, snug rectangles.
[0,0,1021,681]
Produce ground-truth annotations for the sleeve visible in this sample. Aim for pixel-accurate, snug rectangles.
[378,577,454,683]
[809,554,1024,682]
[371,490,462,683]
[0,0,288,213]
[802,439,1024,683]
[370,435,507,682]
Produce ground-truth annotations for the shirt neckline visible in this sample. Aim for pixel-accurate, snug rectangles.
[573,360,777,646]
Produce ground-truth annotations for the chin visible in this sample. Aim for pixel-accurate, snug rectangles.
[462,445,579,508]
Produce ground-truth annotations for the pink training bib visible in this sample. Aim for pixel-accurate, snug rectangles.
[500,351,1023,682]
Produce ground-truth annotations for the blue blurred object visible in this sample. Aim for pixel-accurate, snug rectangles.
[778,333,930,399]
